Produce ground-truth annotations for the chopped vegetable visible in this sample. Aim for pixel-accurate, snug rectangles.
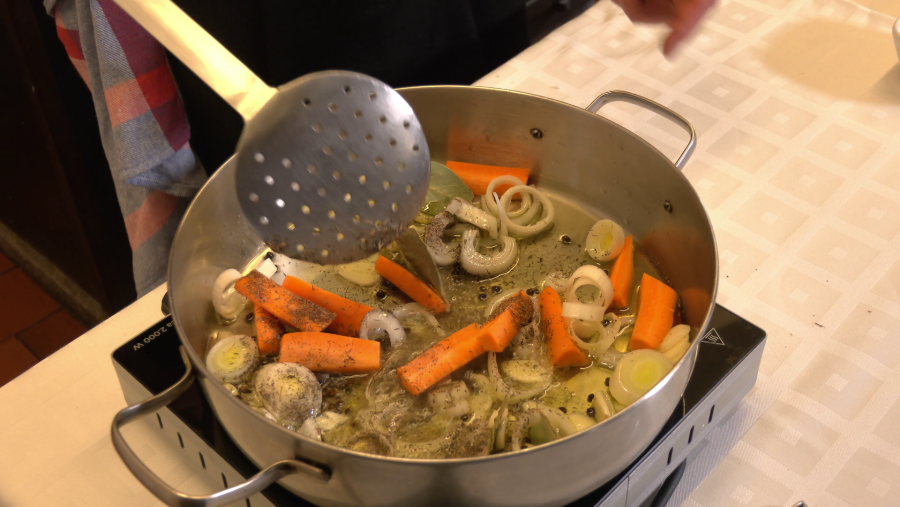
[498,185,555,238]
[539,287,590,367]
[567,412,596,431]
[423,211,460,266]
[392,303,446,336]
[254,305,285,355]
[206,334,259,383]
[280,332,381,374]
[459,227,518,278]
[253,362,321,426]
[487,351,551,403]
[211,269,248,320]
[374,255,448,314]
[562,265,614,322]
[254,258,278,278]
[397,324,485,395]
[427,381,471,417]
[234,270,335,332]
[446,197,498,238]
[282,275,373,336]
[445,161,530,196]
[484,176,533,218]
[500,359,551,384]
[359,310,407,347]
[660,324,691,363]
[592,388,616,421]
[609,349,673,406]
[629,274,678,351]
[477,290,534,352]
[663,337,690,363]
[609,235,634,309]
[585,219,625,262]
[335,254,381,286]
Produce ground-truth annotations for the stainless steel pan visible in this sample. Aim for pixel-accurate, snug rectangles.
[112,87,715,507]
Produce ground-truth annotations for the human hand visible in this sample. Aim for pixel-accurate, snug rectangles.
[613,0,716,55]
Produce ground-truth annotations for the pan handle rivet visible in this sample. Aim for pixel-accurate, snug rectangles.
[530,128,543,139]
[663,201,673,213]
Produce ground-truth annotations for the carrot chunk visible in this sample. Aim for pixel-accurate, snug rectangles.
[283,275,373,336]
[374,256,448,314]
[280,332,381,374]
[445,161,530,196]
[539,287,590,367]
[629,273,678,351]
[476,290,534,352]
[397,324,485,395]
[234,270,334,332]
[609,235,634,309]
[254,305,285,355]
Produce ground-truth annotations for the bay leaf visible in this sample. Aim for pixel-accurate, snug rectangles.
[395,226,444,297]
[421,161,474,215]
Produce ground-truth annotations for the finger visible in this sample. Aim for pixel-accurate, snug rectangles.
[663,0,715,54]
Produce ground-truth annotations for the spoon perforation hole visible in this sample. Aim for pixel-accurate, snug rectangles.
[382,180,390,190]
[379,116,387,124]
[323,146,333,155]
[254,152,264,163]
[260,216,269,225]
[312,123,322,133]
[327,210,336,219]
[301,205,310,215]
[405,184,412,195]
[291,182,300,191]
[317,188,326,197]
[281,158,291,168]
[328,103,338,113]
[391,203,398,212]
[336,233,345,241]
[321,249,329,258]
[368,92,376,100]
[365,134,372,142]
[359,175,367,184]
[287,222,295,230]
[368,199,375,207]
[397,162,405,172]
[344,193,352,203]
[332,170,341,181]
[264,175,274,186]
[303,98,311,106]
[374,158,382,166]
[275,199,285,208]
[355,111,363,119]
[343,85,352,94]
[307,164,317,174]
[353,215,361,223]
[296,244,305,252]
[389,139,396,147]
[403,120,410,129]
[412,144,420,151]
[313,227,321,236]
[249,193,259,202]
[339,130,348,140]
[348,152,357,162]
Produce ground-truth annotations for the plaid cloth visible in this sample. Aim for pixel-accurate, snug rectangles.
[47,0,207,297]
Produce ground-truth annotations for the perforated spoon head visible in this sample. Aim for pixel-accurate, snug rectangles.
[234,71,430,264]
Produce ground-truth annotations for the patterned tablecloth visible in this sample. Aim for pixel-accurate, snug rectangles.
[475,0,900,505]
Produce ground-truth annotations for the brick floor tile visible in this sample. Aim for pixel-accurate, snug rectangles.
[18,310,88,360]
[0,338,39,387]
[0,269,60,340]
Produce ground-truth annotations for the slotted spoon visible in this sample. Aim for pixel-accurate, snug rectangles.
[112,0,431,264]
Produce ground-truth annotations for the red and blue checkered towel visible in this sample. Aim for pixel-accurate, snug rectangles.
[47,0,207,296]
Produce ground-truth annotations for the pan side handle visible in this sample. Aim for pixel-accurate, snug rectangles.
[111,346,330,507]
[587,91,697,170]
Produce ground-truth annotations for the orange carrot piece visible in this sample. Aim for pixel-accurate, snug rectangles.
[610,235,634,309]
[539,287,590,367]
[445,161,530,196]
[629,273,678,351]
[234,270,334,332]
[280,332,381,373]
[255,305,285,355]
[397,324,485,395]
[477,290,534,352]
[282,276,373,337]
[374,256,448,314]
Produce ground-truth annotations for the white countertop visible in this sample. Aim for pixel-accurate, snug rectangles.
[2,0,900,506]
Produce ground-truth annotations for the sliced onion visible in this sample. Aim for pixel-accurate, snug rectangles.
[255,258,278,278]
[211,269,248,320]
[315,411,349,432]
[592,388,616,421]
[494,403,510,451]
[253,362,322,426]
[422,211,460,267]
[585,219,626,262]
[206,334,258,383]
[298,417,322,440]
[562,265,614,320]
[484,176,531,217]
[460,228,518,277]
[538,406,577,437]
[484,289,522,319]
[487,351,550,403]
[609,349,673,406]
[568,412,596,431]
[594,348,625,370]
[392,303,446,336]
[658,324,690,353]
[446,197,499,238]
[499,185,555,238]
[359,310,406,348]
[566,317,617,354]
